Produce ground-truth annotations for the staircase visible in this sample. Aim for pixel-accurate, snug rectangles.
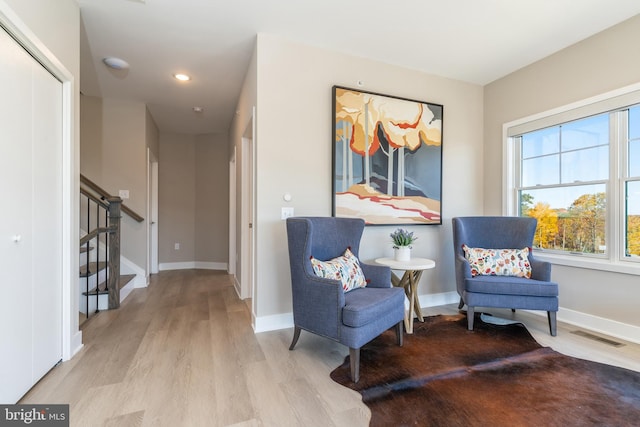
[80,174,144,323]
[79,260,135,315]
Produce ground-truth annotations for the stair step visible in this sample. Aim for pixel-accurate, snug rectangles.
[79,261,107,277]
[119,274,135,289]
[82,274,136,296]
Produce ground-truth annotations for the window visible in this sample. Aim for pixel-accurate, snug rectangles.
[506,86,640,271]
[516,114,609,255]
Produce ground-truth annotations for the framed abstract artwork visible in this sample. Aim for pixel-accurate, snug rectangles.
[332,86,443,225]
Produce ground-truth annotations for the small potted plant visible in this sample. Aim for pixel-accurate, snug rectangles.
[390,228,417,261]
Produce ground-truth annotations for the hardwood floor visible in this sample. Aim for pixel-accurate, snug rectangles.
[21,270,640,426]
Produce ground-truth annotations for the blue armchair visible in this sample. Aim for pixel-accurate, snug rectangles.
[286,217,405,382]
[452,216,559,336]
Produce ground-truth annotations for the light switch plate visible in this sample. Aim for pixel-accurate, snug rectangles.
[281,207,294,220]
[119,190,130,199]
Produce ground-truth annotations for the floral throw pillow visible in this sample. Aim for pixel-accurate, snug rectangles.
[310,247,367,292]
[462,244,532,278]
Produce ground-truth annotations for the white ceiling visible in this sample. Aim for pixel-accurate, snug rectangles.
[78,0,640,135]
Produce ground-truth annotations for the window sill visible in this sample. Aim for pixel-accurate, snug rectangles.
[534,252,640,276]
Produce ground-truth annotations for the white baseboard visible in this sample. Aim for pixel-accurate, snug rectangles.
[120,256,147,288]
[253,312,294,333]
[252,292,459,334]
[120,280,135,302]
[159,261,228,271]
[70,331,83,360]
[433,291,639,345]
[250,291,640,346]
[233,276,241,298]
[418,291,459,309]
[526,307,640,345]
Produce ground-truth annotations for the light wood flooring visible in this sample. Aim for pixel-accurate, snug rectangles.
[21,269,640,426]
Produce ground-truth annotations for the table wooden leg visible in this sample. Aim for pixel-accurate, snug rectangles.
[407,271,418,333]
[411,270,424,322]
[392,271,412,333]
[406,270,427,333]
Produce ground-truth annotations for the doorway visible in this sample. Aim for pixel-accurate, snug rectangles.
[240,117,255,302]
[147,148,159,277]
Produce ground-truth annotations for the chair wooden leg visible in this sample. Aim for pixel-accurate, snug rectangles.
[467,306,475,331]
[396,321,404,347]
[458,297,465,310]
[548,311,557,336]
[289,326,301,350]
[349,347,360,383]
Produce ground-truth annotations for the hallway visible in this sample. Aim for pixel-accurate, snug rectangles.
[21,270,367,426]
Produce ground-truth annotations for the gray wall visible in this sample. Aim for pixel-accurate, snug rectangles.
[159,132,229,266]
[231,34,484,323]
[484,15,640,329]
[80,96,155,271]
[195,134,229,263]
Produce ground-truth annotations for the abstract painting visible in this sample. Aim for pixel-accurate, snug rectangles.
[332,86,443,225]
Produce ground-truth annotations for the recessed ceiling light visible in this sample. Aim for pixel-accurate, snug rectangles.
[102,57,129,70]
[174,73,191,81]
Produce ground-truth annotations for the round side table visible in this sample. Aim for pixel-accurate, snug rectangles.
[375,257,436,334]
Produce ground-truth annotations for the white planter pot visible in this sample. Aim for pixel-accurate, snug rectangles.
[394,246,411,262]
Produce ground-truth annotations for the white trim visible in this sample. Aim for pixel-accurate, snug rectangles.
[0,2,79,362]
[504,81,640,135]
[233,275,242,298]
[252,295,640,345]
[535,252,640,276]
[426,291,640,345]
[119,280,136,302]
[417,291,459,309]
[502,82,640,274]
[158,261,228,271]
[526,307,640,345]
[194,261,226,270]
[251,292,459,334]
[253,312,294,333]
[228,146,237,276]
[503,83,640,210]
[120,256,148,288]
[70,332,83,358]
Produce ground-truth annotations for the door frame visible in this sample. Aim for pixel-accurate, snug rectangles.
[240,109,256,302]
[147,148,159,277]
[0,5,79,360]
[228,145,237,276]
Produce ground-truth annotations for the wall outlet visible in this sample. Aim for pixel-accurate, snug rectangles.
[119,189,130,199]
[174,243,180,250]
[281,207,294,220]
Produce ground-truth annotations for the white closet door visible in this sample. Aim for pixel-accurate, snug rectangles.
[0,24,34,404]
[31,52,63,383]
[0,26,63,403]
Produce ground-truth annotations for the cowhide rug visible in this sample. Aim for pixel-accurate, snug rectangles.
[330,313,640,427]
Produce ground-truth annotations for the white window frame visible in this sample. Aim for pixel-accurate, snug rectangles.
[503,82,640,276]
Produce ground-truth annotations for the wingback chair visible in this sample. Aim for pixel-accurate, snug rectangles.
[286,217,405,382]
[452,216,559,336]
